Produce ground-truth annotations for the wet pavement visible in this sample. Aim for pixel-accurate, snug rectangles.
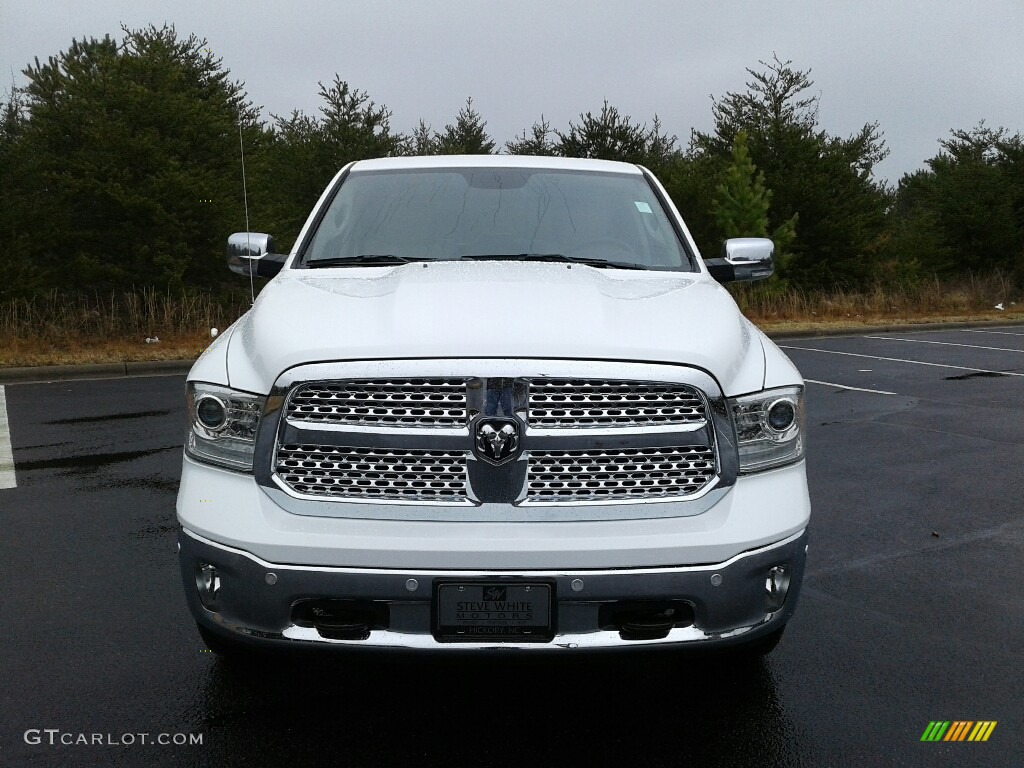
[1,327,1022,767]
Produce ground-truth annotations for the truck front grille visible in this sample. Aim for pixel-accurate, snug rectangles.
[526,446,716,503]
[271,372,721,509]
[275,444,469,502]
[286,379,468,428]
[528,380,706,428]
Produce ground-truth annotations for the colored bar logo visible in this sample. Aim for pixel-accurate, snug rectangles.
[921,721,997,742]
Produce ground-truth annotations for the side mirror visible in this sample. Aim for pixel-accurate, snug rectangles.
[705,238,774,282]
[227,232,288,278]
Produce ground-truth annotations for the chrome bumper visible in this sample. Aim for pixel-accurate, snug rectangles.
[179,528,807,652]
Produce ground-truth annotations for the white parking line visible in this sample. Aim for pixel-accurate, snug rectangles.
[863,336,1024,353]
[0,386,16,489]
[779,345,1024,377]
[805,379,897,395]
[965,329,1024,337]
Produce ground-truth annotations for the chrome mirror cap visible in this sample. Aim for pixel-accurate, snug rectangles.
[227,232,281,277]
[706,238,774,282]
[228,232,273,274]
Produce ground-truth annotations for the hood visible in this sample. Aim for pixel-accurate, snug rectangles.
[222,261,765,395]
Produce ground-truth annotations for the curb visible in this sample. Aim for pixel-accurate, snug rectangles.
[765,318,1024,340]
[2,318,1023,385]
[0,359,194,384]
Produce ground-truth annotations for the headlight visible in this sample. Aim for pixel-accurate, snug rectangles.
[729,385,805,473]
[185,382,265,471]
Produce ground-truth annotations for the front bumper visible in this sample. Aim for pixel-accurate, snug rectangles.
[177,456,810,570]
[179,527,808,652]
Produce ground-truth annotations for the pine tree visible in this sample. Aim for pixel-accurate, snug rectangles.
[254,76,402,249]
[8,25,256,293]
[692,56,885,288]
[712,132,770,239]
[434,98,495,155]
[712,132,797,272]
[546,101,679,172]
[558,102,642,162]
[407,120,438,155]
[505,116,558,156]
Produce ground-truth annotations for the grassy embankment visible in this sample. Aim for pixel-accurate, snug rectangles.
[1,275,1022,368]
[0,289,252,367]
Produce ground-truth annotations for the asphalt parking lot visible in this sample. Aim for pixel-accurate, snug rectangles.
[1,325,1021,767]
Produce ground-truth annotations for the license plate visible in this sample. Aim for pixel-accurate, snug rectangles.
[436,583,553,642]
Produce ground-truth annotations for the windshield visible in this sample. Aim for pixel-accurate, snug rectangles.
[301,167,693,270]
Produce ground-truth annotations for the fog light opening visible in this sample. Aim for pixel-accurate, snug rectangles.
[196,564,221,611]
[291,600,390,641]
[598,600,694,641]
[765,566,791,611]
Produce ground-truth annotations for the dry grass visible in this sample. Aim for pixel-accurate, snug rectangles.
[0,277,1022,368]
[733,272,1024,331]
[0,334,211,367]
[0,288,250,367]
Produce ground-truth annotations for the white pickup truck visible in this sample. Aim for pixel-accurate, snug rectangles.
[176,155,810,657]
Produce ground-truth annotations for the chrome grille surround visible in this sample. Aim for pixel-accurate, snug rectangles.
[286,379,468,428]
[526,446,717,503]
[528,379,706,429]
[275,444,470,503]
[259,359,736,521]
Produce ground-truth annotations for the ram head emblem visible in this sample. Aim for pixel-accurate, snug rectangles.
[474,419,520,465]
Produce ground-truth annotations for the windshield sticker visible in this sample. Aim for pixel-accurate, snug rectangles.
[634,201,653,214]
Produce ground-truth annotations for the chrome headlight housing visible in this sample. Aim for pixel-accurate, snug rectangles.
[729,385,805,474]
[185,382,265,471]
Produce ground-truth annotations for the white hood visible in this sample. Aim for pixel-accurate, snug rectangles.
[220,261,766,395]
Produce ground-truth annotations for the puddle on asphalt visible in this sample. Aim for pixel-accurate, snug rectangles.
[43,408,175,425]
[16,445,177,472]
[943,371,1008,380]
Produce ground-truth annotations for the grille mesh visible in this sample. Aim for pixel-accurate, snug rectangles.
[275,376,719,507]
[528,380,706,428]
[276,444,468,502]
[286,380,468,428]
[526,446,716,502]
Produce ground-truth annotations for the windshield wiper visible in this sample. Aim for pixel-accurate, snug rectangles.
[458,253,648,270]
[306,255,418,267]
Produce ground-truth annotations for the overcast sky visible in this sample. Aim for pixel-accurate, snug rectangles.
[3,0,1023,184]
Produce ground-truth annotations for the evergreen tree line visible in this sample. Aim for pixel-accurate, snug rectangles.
[2,25,1022,299]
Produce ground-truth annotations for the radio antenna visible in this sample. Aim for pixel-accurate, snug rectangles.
[239,120,255,304]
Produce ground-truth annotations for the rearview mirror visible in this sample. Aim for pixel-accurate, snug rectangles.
[705,238,774,282]
[227,232,288,278]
